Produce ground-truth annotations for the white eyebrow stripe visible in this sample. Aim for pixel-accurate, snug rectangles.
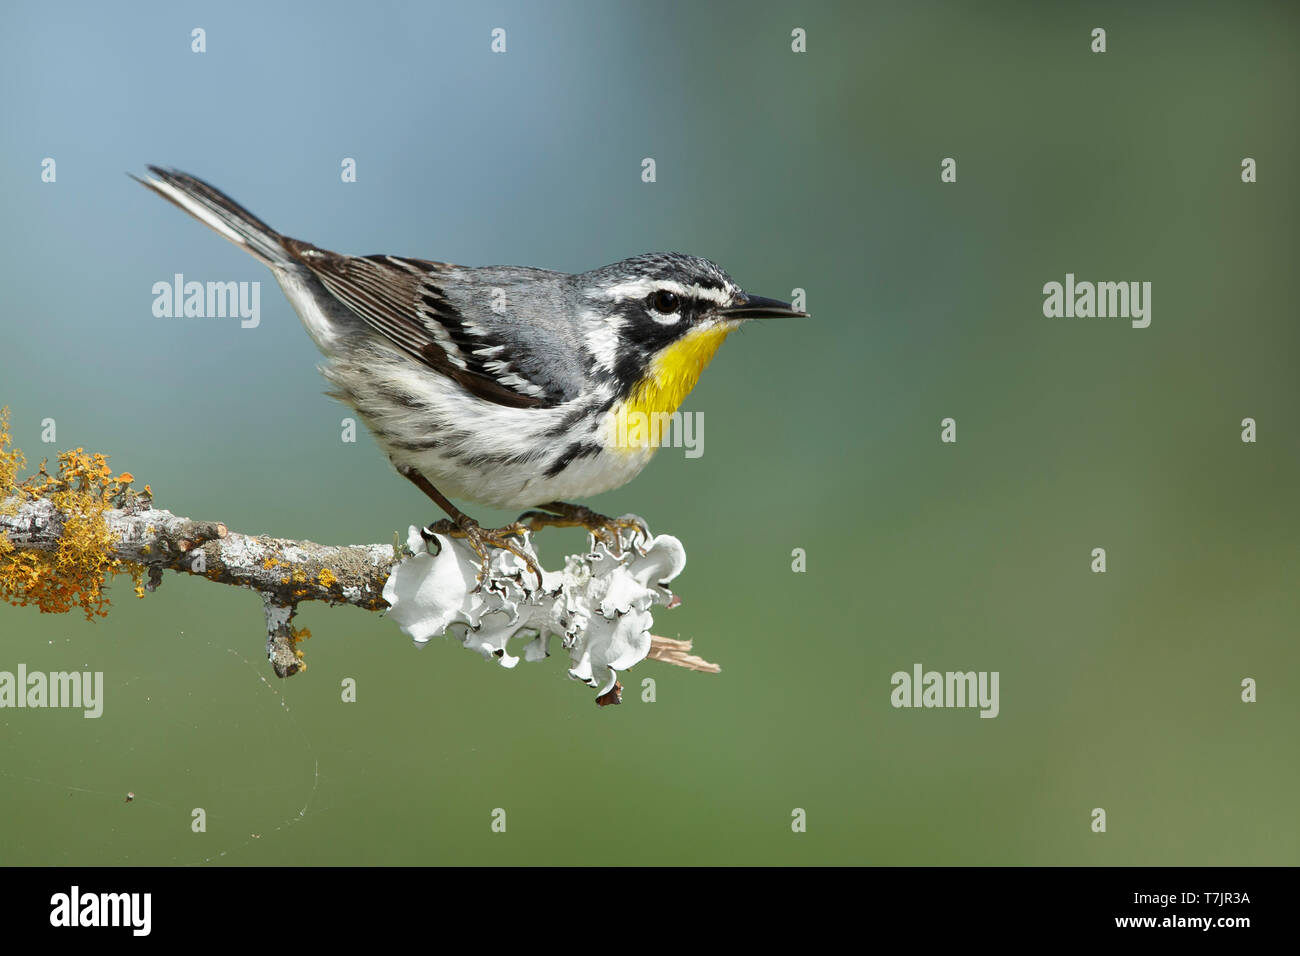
[596,277,732,307]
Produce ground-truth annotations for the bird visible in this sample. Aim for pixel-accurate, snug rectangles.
[134,167,807,586]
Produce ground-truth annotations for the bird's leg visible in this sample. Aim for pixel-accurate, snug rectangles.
[517,501,650,556]
[397,465,542,591]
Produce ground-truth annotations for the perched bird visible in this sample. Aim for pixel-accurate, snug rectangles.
[135,167,806,584]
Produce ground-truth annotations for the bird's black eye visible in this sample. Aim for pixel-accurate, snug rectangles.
[649,290,680,314]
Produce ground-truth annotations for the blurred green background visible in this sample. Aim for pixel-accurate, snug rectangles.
[1,0,1297,865]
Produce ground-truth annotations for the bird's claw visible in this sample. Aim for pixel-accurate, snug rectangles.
[420,519,543,593]
[517,504,650,557]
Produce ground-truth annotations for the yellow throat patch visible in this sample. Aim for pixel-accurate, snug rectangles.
[606,323,734,453]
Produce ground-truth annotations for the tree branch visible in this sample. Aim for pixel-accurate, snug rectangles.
[2,495,396,676]
[1,494,718,698]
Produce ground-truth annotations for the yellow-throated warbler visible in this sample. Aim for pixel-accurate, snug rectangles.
[136,167,806,583]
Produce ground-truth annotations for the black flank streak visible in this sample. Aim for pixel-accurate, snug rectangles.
[384,437,443,451]
[373,383,430,410]
[453,447,551,468]
[545,441,602,478]
[543,403,598,439]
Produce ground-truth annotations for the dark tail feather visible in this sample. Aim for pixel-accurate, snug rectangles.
[132,166,291,268]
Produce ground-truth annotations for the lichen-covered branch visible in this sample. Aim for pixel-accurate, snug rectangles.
[0,493,718,697]
[0,413,717,702]
[1,496,398,606]
[1,494,398,676]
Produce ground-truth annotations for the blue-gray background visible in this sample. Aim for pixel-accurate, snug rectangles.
[1,0,1297,864]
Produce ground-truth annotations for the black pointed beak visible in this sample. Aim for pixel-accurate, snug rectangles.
[718,292,809,320]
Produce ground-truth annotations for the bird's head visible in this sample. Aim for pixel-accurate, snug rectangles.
[578,252,807,414]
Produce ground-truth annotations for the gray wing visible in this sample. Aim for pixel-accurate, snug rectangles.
[283,240,585,409]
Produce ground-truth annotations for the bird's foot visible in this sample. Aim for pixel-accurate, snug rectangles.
[517,502,650,557]
[420,517,542,592]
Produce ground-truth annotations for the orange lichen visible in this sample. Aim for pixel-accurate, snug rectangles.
[317,568,338,589]
[0,408,24,518]
[289,625,312,670]
[0,407,148,619]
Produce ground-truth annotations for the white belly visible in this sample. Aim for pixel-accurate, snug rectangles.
[321,350,658,510]
[409,440,657,510]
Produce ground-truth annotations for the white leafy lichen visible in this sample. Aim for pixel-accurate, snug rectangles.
[381,522,686,702]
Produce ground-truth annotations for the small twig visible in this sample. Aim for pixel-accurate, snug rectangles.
[647,635,722,674]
